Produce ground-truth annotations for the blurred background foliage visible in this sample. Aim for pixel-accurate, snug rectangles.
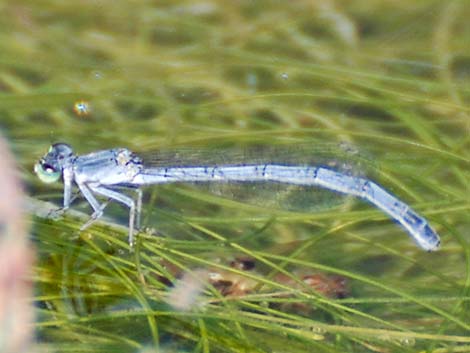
[0,0,468,352]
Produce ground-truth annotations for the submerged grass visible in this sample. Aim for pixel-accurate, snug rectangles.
[1,1,469,352]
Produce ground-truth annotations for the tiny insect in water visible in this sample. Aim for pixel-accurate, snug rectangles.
[73,100,91,116]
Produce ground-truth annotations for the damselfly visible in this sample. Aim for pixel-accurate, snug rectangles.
[34,143,440,251]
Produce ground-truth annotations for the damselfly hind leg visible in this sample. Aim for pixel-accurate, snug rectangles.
[135,188,143,230]
[88,186,137,247]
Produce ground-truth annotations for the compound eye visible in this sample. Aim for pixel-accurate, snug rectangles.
[34,161,61,183]
[50,143,73,158]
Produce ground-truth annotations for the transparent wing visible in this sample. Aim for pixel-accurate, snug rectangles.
[137,141,376,212]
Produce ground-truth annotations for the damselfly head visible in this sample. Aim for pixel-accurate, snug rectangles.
[34,143,74,183]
